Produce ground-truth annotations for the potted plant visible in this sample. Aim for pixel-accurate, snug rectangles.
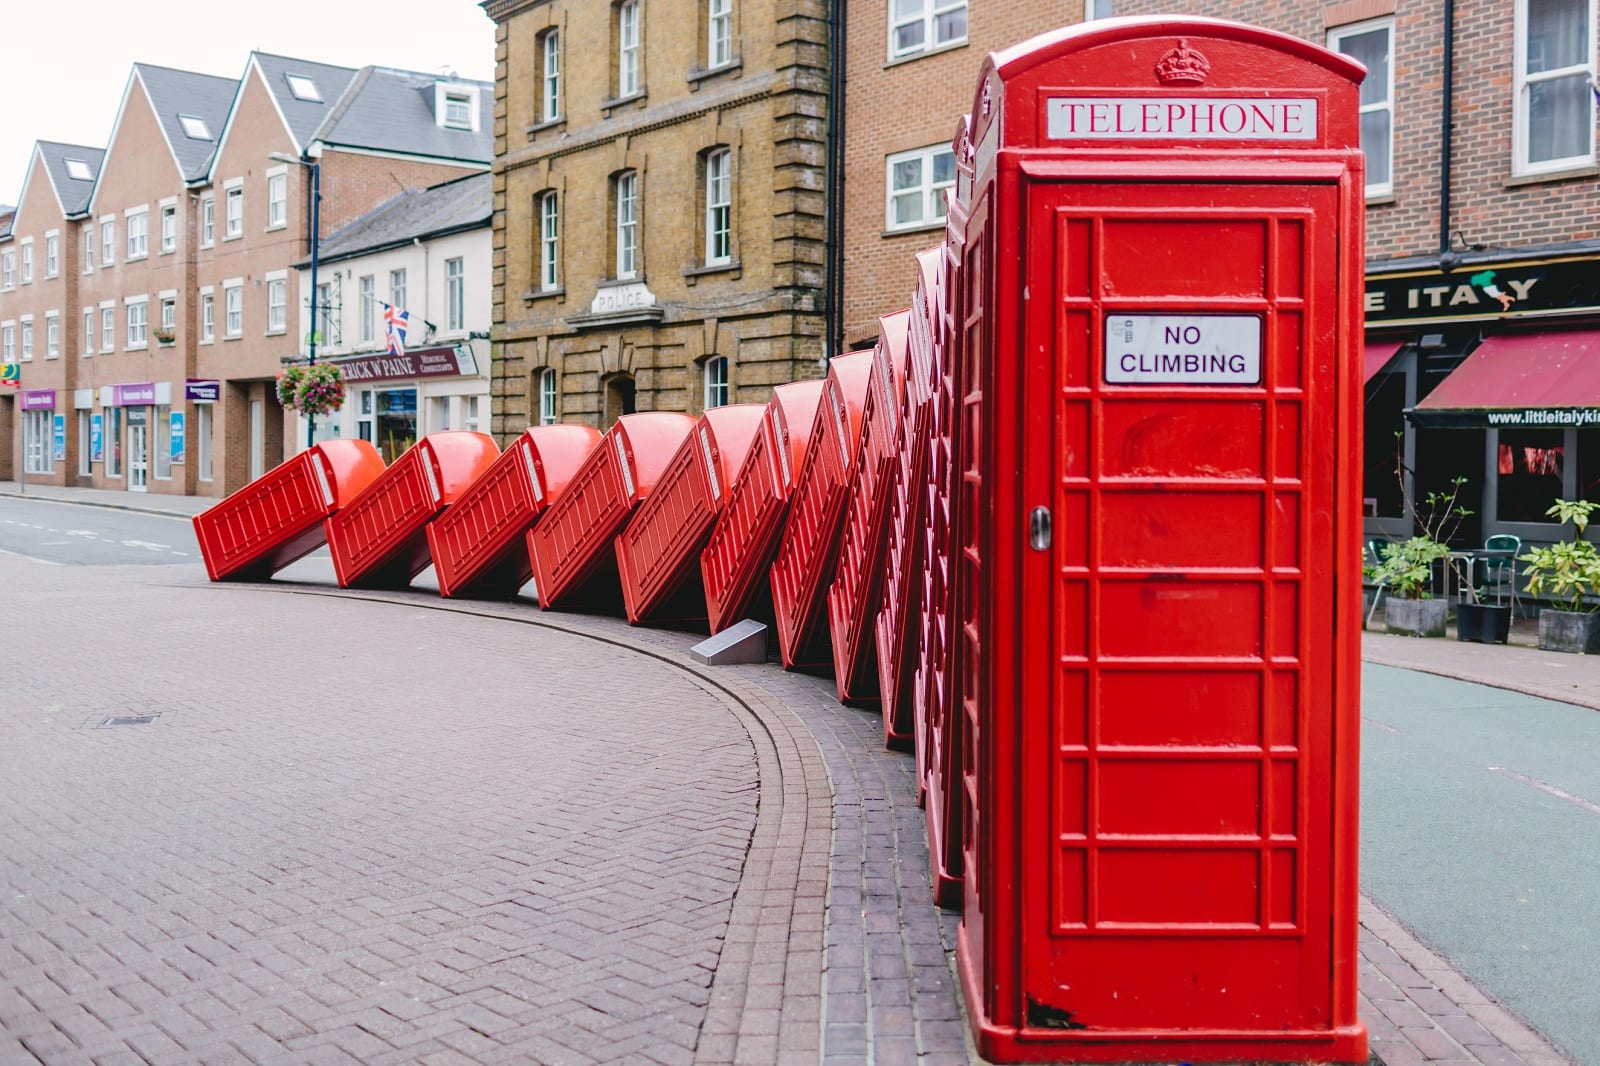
[1520,499,1600,653]
[152,327,176,346]
[1456,587,1512,644]
[275,362,346,417]
[1371,535,1453,637]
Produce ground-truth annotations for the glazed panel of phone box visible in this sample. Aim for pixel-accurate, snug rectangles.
[194,450,334,580]
[617,429,715,619]
[828,352,904,698]
[875,411,931,740]
[770,383,852,666]
[427,439,541,595]
[327,443,439,585]
[702,412,787,634]
[530,436,632,604]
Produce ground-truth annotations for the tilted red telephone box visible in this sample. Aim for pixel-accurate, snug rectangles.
[193,440,385,582]
[615,403,766,624]
[426,424,601,599]
[827,310,911,703]
[768,351,873,670]
[326,431,500,589]
[528,412,696,611]
[700,380,827,635]
[949,18,1367,1062]
[877,249,943,747]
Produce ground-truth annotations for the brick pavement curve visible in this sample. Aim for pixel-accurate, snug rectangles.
[0,559,784,1066]
[0,488,1585,1066]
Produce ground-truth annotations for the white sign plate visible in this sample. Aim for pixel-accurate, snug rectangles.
[1104,314,1262,386]
[1047,97,1318,141]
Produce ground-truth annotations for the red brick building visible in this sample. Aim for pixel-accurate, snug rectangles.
[1,53,492,497]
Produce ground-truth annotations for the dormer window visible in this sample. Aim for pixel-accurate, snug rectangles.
[65,159,92,181]
[434,83,480,131]
[285,74,322,102]
[179,115,211,140]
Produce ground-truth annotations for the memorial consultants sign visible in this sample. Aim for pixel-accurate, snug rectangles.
[335,345,479,385]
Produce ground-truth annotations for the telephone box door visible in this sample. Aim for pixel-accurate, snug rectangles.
[1018,174,1351,1035]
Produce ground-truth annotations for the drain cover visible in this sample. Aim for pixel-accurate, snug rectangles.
[100,714,159,728]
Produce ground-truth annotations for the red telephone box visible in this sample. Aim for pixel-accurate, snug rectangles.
[326,431,499,589]
[528,411,695,611]
[615,403,765,624]
[700,380,827,634]
[827,311,911,702]
[950,19,1366,1062]
[877,249,943,745]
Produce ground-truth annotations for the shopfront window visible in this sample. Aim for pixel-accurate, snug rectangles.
[106,407,124,477]
[357,389,375,444]
[23,410,52,474]
[1496,428,1566,523]
[375,387,417,464]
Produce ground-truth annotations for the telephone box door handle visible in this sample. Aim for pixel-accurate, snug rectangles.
[1028,506,1052,552]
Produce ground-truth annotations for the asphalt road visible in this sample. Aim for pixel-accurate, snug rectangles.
[1362,662,1600,1065]
[0,496,197,567]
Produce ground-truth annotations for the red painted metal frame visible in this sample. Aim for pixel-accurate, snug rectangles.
[949,19,1367,1063]
[327,431,499,589]
[426,424,600,600]
[193,439,385,582]
[700,380,827,635]
[827,310,911,703]
[615,404,766,624]
[878,249,944,746]
[528,412,696,611]
[768,351,874,670]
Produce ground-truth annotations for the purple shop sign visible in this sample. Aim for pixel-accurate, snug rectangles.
[20,389,56,410]
[338,345,479,385]
[110,382,157,406]
[186,378,220,403]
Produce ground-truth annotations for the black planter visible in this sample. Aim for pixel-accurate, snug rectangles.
[1537,610,1600,654]
[1456,602,1511,644]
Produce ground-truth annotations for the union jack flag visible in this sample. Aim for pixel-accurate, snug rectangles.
[381,301,410,358]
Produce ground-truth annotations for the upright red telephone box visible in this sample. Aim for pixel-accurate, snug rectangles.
[951,18,1367,1062]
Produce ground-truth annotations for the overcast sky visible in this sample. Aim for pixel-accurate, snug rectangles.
[0,1,497,208]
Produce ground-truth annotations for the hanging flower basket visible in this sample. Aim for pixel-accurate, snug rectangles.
[276,363,346,416]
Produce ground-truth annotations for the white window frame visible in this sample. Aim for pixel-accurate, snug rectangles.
[224,183,243,239]
[160,293,176,332]
[615,171,638,279]
[889,0,967,60]
[44,231,58,277]
[83,308,94,356]
[65,158,92,181]
[19,238,33,283]
[444,92,473,130]
[433,83,480,131]
[101,216,115,267]
[200,287,215,344]
[1513,0,1597,176]
[125,296,148,349]
[542,30,562,121]
[19,316,32,361]
[201,195,215,246]
[100,303,115,353]
[540,191,560,291]
[45,311,59,359]
[1329,18,1395,197]
[82,224,94,272]
[125,207,148,260]
[446,257,465,331]
[390,269,407,315]
[178,114,211,140]
[1,250,12,289]
[1,322,12,360]
[359,274,376,342]
[267,168,288,230]
[618,0,641,97]
[266,272,287,335]
[705,148,732,266]
[223,279,243,338]
[1084,0,1113,18]
[160,201,177,252]
[286,73,321,102]
[704,355,729,409]
[885,143,956,232]
[539,367,558,425]
[709,0,734,69]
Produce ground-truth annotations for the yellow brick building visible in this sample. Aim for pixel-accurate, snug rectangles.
[483,0,831,433]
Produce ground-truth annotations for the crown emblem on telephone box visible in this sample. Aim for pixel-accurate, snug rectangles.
[1155,40,1211,86]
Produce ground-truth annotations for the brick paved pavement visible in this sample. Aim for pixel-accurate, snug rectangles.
[0,482,1587,1065]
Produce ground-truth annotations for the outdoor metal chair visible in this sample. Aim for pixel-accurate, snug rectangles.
[1480,534,1523,616]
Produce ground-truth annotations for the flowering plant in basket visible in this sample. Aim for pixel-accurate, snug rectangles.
[293,363,345,415]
